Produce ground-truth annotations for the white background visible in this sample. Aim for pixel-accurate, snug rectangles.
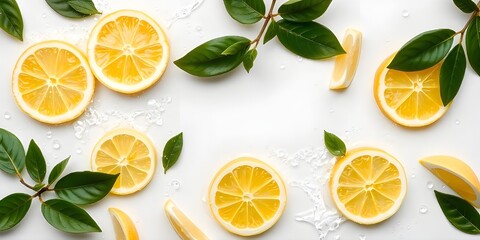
[1,0,480,239]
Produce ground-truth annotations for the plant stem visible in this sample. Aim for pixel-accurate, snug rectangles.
[19,177,35,190]
[457,2,480,42]
[32,187,49,199]
[251,0,277,48]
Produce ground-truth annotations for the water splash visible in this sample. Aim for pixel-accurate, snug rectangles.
[167,0,205,28]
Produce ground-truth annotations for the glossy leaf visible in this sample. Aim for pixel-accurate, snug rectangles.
[435,191,480,234]
[222,39,251,55]
[388,29,455,71]
[45,0,89,18]
[324,130,346,156]
[174,36,249,77]
[48,157,69,184]
[278,0,332,22]
[466,17,480,76]
[243,49,257,72]
[0,0,23,40]
[0,128,25,175]
[440,44,466,106]
[32,183,46,191]
[163,132,183,174]
[223,0,265,24]
[41,199,101,233]
[276,20,345,59]
[0,193,31,231]
[453,0,478,13]
[263,19,278,44]
[67,0,101,15]
[54,171,118,205]
[25,140,46,183]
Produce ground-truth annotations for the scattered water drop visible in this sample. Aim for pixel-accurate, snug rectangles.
[170,180,181,190]
[93,17,98,22]
[411,173,416,179]
[280,64,286,70]
[402,10,409,18]
[328,108,335,114]
[52,140,61,150]
[455,120,461,125]
[4,112,11,120]
[426,181,434,189]
[419,205,428,214]
[334,235,340,240]
[164,193,169,197]
[202,195,207,203]
[195,26,202,31]
[76,148,82,155]
[46,131,53,139]
[41,13,47,19]
[147,99,157,106]
[359,234,366,240]
[297,56,303,62]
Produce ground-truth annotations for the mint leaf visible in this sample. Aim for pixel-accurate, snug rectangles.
[223,0,265,24]
[163,132,183,174]
[453,0,478,13]
[0,128,25,175]
[263,19,278,44]
[67,0,101,15]
[440,44,466,106]
[41,199,101,233]
[0,193,31,231]
[324,130,346,156]
[466,17,480,76]
[387,29,455,71]
[25,140,46,183]
[48,157,69,184]
[243,49,257,72]
[279,0,332,22]
[0,0,23,40]
[435,191,480,234]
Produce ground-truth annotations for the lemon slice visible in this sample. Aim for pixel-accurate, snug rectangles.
[164,199,209,240]
[420,155,480,207]
[329,147,407,225]
[109,208,139,240]
[208,157,287,236]
[374,53,449,127]
[329,28,362,90]
[12,40,95,124]
[91,128,157,195]
[87,10,169,94]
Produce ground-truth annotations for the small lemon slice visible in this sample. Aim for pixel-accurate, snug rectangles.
[420,156,480,207]
[329,28,362,90]
[109,208,139,240]
[164,199,209,240]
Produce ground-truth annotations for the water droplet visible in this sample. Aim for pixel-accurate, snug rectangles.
[427,181,434,189]
[280,64,286,70]
[4,112,11,120]
[455,120,460,125]
[170,180,181,190]
[147,99,157,106]
[41,13,47,18]
[411,173,416,179]
[195,26,202,31]
[202,195,207,202]
[359,234,366,240]
[329,108,335,114]
[297,56,303,62]
[164,193,169,197]
[419,205,428,214]
[334,235,341,240]
[93,17,98,22]
[46,131,53,139]
[402,10,409,18]
[76,148,82,154]
[52,140,61,150]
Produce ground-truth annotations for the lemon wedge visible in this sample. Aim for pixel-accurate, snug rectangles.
[329,28,362,90]
[109,208,139,240]
[164,199,209,240]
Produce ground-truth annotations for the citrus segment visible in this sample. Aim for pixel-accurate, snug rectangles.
[108,208,139,240]
[330,28,362,90]
[164,199,209,240]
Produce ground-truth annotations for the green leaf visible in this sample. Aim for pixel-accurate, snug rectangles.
[435,191,480,234]
[223,0,265,24]
[324,130,346,156]
[466,17,480,76]
[67,0,101,15]
[440,44,466,106]
[387,29,456,71]
[243,49,257,72]
[25,140,46,183]
[0,193,31,231]
[48,157,69,184]
[222,39,251,55]
[0,128,25,175]
[276,20,345,59]
[278,0,332,22]
[0,0,23,40]
[263,19,277,44]
[41,199,101,233]
[54,171,118,205]
[174,36,250,77]
[453,0,478,13]
[163,132,183,174]
[33,183,46,191]
[45,0,91,18]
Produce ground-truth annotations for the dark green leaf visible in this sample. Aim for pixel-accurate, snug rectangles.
[45,0,89,18]
[276,20,345,59]
[0,193,31,231]
[0,128,25,175]
[324,130,346,156]
[435,191,480,234]
[48,157,69,184]
[174,36,249,77]
[54,171,118,205]
[0,0,23,40]
[67,0,101,15]
[222,39,251,55]
[263,19,277,44]
[163,132,183,174]
[466,17,480,76]
[33,183,46,191]
[25,140,46,183]
[440,44,466,106]
[279,0,332,22]
[41,199,101,233]
[453,0,478,13]
[223,0,265,24]
[243,49,257,72]
[388,29,455,71]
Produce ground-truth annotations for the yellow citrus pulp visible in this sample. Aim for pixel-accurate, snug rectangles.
[109,208,139,240]
[12,40,95,124]
[208,157,287,236]
[329,147,407,224]
[330,28,362,90]
[164,199,209,240]
[374,54,448,127]
[91,128,157,195]
[420,155,480,207]
[87,10,169,94]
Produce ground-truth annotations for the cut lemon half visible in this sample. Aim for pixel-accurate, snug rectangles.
[87,10,169,94]
[164,199,209,240]
[420,155,480,207]
[12,40,95,124]
[109,208,139,240]
[329,147,407,225]
[91,128,157,195]
[330,28,362,90]
[208,157,287,236]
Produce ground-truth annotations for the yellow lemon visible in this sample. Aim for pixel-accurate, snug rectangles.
[164,199,209,240]
[109,208,139,240]
[330,28,362,90]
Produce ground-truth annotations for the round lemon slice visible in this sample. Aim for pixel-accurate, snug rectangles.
[91,128,157,195]
[87,10,169,94]
[164,199,209,240]
[329,28,362,90]
[109,208,139,240]
[329,147,407,225]
[208,157,287,236]
[12,40,95,124]
[420,155,480,207]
